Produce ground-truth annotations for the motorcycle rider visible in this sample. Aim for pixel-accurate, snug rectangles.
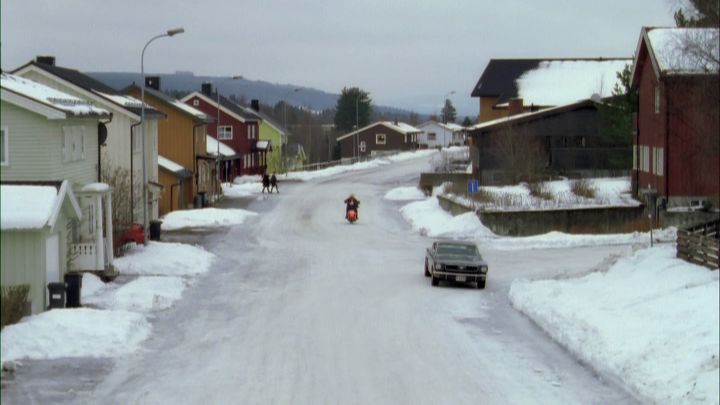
[344,194,360,220]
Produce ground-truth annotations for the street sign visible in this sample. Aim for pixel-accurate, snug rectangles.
[467,179,479,194]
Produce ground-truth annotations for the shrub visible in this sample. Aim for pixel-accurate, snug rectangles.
[571,178,596,199]
[1,285,30,329]
[527,182,553,200]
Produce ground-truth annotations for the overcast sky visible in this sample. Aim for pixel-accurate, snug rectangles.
[2,0,676,116]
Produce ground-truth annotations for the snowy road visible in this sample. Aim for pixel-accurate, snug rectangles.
[87,155,637,404]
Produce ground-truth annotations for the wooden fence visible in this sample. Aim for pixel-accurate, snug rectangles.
[676,220,719,270]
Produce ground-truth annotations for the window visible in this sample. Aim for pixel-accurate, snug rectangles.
[218,126,233,140]
[359,141,366,152]
[654,147,664,176]
[641,145,650,172]
[654,86,660,114]
[248,125,256,140]
[193,99,200,106]
[376,134,386,145]
[1,127,8,166]
[427,132,436,141]
[62,126,86,162]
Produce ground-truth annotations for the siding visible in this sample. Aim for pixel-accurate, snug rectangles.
[1,231,47,314]
[0,101,98,185]
[260,121,283,173]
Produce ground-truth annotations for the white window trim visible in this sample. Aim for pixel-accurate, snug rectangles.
[1,127,9,166]
[376,134,386,145]
[655,147,664,176]
[193,99,200,106]
[218,126,233,140]
[359,141,366,152]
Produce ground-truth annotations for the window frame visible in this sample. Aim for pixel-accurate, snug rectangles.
[376,134,386,145]
[359,140,366,152]
[1,127,9,166]
[218,125,233,140]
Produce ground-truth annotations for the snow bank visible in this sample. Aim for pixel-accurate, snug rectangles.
[399,196,675,249]
[81,273,109,299]
[0,308,151,362]
[95,277,187,313]
[113,241,215,276]
[161,208,257,230]
[384,186,426,201]
[509,245,719,404]
[222,182,263,198]
[285,150,437,181]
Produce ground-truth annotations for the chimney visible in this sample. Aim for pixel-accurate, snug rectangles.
[508,97,524,116]
[201,82,213,97]
[251,99,260,112]
[36,56,56,66]
[145,76,160,91]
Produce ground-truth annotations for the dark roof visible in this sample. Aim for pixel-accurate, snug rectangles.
[468,99,599,134]
[126,84,214,123]
[470,58,629,104]
[203,92,260,122]
[14,61,164,118]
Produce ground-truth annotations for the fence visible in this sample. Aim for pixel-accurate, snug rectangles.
[676,220,719,269]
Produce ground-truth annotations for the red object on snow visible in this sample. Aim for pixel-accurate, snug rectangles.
[120,224,145,246]
[346,209,357,223]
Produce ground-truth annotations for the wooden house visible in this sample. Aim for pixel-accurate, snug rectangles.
[630,27,719,209]
[337,121,421,160]
[181,84,264,181]
[12,57,165,228]
[417,121,466,148]
[248,100,286,174]
[126,77,214,215]
[467,98,631,184]
[470,58,631,123]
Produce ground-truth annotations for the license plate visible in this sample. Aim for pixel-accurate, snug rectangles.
[456,276,466,282]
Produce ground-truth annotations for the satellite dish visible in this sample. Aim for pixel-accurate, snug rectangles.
[98,123,108,145]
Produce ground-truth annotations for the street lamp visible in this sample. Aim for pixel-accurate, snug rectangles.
[140,27,184,244]
[354,93,360,161]
[442,90,456,148]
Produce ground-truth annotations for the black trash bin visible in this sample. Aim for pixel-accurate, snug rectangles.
[65,273,82,308]
[194,194,203,208]
[198,191,207,207]
[149,220,162,241]
[47,282,66,309]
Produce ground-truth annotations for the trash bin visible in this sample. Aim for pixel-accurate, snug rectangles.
[149,220,162,241]
[47,282,66,309]
[198,192,207,207]
[65,273,82,308]
[194,194,203,208]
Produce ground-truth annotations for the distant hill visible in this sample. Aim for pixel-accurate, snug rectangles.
[87,71,421,120]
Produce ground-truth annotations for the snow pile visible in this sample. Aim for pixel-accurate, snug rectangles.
[161,208,257,230]
[222,182,263,198]
[89,277,187,313]
[384,186,426,201]
[0,308,151,362]
[509,245,719,404]
[114,241,215,276]
[399,196,675,249]
[81,273,109,299]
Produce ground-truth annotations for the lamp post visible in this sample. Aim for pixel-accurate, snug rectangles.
[282,88,301,172]
[442,90,456,148]
[354,94,360,161]
[140,27,184,244]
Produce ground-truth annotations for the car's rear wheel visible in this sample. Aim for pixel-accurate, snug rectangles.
[477,279,486,289]
[431,276,439,286]
[424,260,430,277]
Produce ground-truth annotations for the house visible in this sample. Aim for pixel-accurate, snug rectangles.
[1,73,115,312]
[630,27,719,210]
[1,181,82,314]
[12,57,165,232]
[205,135,241,200]
[248,99,287,174]
[181,84,264,180]
[466,98,631,184]
[125,77,214,215]
[470,58,631,123]
[284,143,306,171]
[336,121,421,160]
[417,121,466,148]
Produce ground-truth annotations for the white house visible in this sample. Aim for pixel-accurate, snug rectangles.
[417,121,466,148]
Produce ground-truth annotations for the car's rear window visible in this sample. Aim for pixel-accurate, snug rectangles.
[437,245,478,256]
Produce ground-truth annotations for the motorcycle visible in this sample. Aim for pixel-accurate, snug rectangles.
[346,208,358,224]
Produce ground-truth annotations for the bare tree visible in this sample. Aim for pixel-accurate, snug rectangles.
[491,124,548,183]
[101,163,141,241]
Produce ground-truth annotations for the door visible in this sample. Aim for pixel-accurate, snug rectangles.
[45,233,60,305]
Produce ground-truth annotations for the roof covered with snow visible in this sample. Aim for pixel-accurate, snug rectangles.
[181,92,260,123]
[1,181,81,230]
[206,135,237,157]
[134,85,213,122]
[471,58,631,107]
[646,27,719,74]
[1,73,110,117]
[418,121,466,132]
[336,121,422,141]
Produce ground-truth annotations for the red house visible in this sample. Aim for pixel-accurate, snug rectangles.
[631,27,719,210]
[181,84,266,180]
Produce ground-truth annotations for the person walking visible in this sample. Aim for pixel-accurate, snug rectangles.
[270,173,279,193]
[261,173,270,193]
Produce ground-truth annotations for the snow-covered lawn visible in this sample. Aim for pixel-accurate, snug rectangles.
[384,186,426,201]
[161,207,257,231]
[0,308,151,362]
[509,245,720,404]
[446,177,640,211]
[114,241,215,276]
[83,275,188,313]
[399,196,674,249]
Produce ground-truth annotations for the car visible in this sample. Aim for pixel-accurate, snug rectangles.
[425,240,489,289]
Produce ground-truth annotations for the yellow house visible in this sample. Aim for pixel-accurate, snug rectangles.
[127,78,213,215]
